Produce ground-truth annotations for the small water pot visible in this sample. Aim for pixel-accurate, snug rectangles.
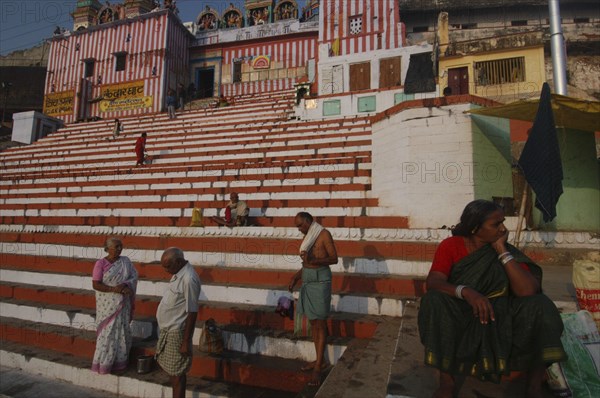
[137,355,154,374]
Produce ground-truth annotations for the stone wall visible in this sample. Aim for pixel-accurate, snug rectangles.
[371,98,512,228]
[0,43,49,67]
[544,55,600,100]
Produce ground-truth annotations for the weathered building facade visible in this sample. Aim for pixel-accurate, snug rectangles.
[45,7,191,123]
[42,0,436,122]
[399,0,600,100]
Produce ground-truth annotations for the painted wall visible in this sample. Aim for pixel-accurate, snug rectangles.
[439,46,546,102]
[44,10,190,123]
[295,87,437,120]
[371,102,476,228]
[509,122,599,231]
[534,129,600,231]
[218,33,317,96]
[371,100,519,228]
[470,114,514,202]
[319,0,403,55]
[317,45,432,96]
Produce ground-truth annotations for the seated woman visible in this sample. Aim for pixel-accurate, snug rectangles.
[418,200,566,398]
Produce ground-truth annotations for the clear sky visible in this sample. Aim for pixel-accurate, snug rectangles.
[0,0,268,56]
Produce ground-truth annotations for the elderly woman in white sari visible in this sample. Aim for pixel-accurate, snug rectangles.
[91,237,138,374]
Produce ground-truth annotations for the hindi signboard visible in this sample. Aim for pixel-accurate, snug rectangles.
[99,80,152,112]
[43,90,75,117]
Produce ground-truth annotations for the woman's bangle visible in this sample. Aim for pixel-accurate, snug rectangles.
[455,285,466,299]
[501,255,514,265]
[497,251,510,260]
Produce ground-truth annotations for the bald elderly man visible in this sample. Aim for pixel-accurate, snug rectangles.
[155,248,201,398]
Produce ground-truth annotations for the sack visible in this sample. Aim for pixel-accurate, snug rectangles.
[293,305,311,338]
[198,318,224,354]
[573,253,600,330]
[190,208,204,227]
[275,296,294,320]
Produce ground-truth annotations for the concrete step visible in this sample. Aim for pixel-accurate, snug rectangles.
[0,297,155,339]
[1,116,371,162]
[0,258,424,302]
[2,227,595,271]
[0,185,374,207]
[0,164,371,194]
[0,341,298,398]
[0,316,320,393]
[11,122,369,160]
[0,156,372,185]
[0,140,372,175]
[0,363,128,398]
[0,297,349,364]
[0,215,409,230]
[0,128,372,167]
[0,263,418,309]
[0,280,382,339]
[0,266,418,317]
[0,153,372,183]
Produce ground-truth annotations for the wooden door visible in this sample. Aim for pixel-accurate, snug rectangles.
[448,67,469,95]
[379,56,401,88]
[349,62,371,91]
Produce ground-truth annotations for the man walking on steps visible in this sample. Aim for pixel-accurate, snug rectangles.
[289,212,338,387]
[155,247,201,398]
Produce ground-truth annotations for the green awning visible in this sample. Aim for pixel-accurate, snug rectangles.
[467,94,600,132]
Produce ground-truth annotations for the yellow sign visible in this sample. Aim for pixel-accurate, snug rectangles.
[100,96,153,112]
[100,80,145,101]
[43,90,75,116]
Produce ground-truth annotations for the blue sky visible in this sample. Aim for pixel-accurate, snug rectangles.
[0,0,296,56]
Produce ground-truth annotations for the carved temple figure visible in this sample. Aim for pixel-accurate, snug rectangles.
[98,7,114,24]
[197,6,218,31]
[223,3,243,28]
[275,1,298,21]
[249,7,269,25]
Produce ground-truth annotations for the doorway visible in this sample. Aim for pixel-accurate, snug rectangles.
[196,68,215,99]
[447,67,469,95]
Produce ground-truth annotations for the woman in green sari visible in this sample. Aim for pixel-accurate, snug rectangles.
[418,200,566,398]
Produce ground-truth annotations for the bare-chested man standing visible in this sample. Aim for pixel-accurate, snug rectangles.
[289,212,338,387]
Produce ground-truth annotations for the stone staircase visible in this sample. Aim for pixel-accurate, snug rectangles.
[1,90,591,397]
[0,89,425,397]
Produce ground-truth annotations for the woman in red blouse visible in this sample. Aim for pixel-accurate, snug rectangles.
[418,200,566,398]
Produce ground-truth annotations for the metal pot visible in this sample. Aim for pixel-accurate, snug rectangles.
[137,355,154,374]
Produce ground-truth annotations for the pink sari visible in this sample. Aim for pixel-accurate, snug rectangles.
[91,256,138,374]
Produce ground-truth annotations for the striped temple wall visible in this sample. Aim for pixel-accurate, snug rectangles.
[319,0,404,55]
[44,10,190,124]
[42,1,409,120]
[219,34,318,97]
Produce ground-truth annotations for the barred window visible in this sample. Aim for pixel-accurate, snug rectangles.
[349,15,362,35]
[474,57,525,86]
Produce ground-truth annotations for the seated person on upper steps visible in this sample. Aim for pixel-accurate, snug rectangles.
[211,192,250,227]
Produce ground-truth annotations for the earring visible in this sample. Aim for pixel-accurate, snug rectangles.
[471,227,477,234]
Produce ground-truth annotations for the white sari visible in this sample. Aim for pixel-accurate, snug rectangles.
[91,256,138,374]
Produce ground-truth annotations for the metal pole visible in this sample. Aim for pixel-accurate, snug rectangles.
[548,0,568,95]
